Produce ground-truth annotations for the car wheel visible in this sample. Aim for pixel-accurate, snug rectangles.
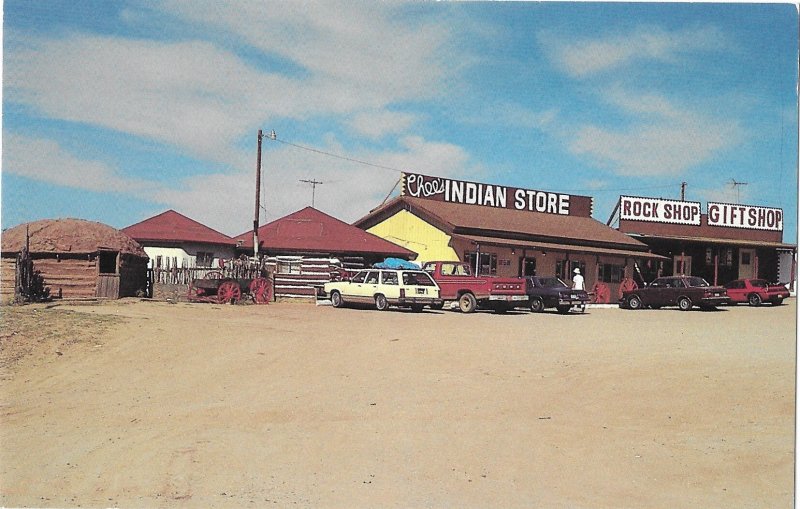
[530,297,545,313]
[678,296,692,311]
[331,291,344,308]
[748,293,762,307]
[375,294,389,311]
[429,302,444,310]
[556,305,571,314]
[458,293,477,313]
[627,295,643,310]
[772,298,784,306]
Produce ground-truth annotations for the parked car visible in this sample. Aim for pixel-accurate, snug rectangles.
[323,268,443,311]
[619,275,729,311]
[422,261,528,313]
[723,279,790,306]
[526,276,590,314]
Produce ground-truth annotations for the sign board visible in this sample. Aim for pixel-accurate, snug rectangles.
[401,173,592,217]
[707,202,783,231]
[619,195,701,225]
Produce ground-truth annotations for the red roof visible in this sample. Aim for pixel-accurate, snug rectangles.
[234,207,414,258]
[355,196,648,250]
[123,210,234,246]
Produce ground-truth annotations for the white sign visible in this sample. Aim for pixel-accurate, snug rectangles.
[707,202,783,231]
[619,196,701,225]
[403,173,572,215]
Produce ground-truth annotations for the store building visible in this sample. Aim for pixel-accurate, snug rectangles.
[353,173,666,302]
[616,195,797,289]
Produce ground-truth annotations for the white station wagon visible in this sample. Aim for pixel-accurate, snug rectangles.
[323,269,443,311]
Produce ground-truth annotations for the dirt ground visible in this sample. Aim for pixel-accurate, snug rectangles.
[0,298,795,508]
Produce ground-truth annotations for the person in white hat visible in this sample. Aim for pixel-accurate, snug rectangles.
[572,267,585,291]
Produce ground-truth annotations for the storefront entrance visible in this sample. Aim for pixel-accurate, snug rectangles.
[673,255,691,276]
[739,248,755,279]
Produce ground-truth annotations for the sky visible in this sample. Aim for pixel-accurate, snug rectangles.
[2,1,798,242]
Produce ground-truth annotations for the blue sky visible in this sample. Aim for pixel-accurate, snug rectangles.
[2,1,798,242]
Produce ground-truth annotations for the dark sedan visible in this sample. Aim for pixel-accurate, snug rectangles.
[620,276,729,311]
[526,276,590,314]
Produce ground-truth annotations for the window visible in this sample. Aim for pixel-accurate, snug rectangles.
[439,263,470,276]
[598,264,625,283]
[196,251,214,268]
[351,271,367,283]
[740,251,751,265]
[725,280,746,289]
[98,251,117,274]
[556,260,586,281]
[381,272,399,285]
[465,252,497,276]
[402,271,436,286]
[364,271,379,284]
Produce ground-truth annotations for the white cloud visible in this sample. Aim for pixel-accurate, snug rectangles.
[541,25,727,78]
[157,1,456,106]
[567,90,741,176]
[147,134,477,235]
[2,133,157,194]
[5,36,300,163]
[345,110,419,140]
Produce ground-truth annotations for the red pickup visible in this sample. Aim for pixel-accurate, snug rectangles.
[421,261,528,313]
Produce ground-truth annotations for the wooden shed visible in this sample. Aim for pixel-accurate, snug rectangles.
[1,219,149,302]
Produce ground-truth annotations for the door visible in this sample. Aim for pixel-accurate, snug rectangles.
[673,255,691,276]
[96,250,120,298]
[738,249,755,279]
[522,258,536,277]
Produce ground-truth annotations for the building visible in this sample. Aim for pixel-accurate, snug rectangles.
[353,173,666,302]
[122,210,236,270]
[234,206,415,299]
[1,218,149,301]
[617,195,797,289]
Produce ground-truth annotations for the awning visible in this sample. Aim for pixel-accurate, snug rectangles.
[453,234,669,260]
[627,234,797,250]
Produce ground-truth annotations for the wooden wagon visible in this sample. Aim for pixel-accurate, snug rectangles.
[187,271,272,304]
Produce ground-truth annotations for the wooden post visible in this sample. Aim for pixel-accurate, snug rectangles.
[714,253,719,286]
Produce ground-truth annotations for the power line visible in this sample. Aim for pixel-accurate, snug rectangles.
[273,137,405,174]
[269,135,684,197]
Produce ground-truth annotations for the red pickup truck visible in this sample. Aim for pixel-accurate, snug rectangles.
[421,261,528,313]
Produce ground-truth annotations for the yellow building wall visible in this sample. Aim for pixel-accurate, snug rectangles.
[366,210,459,265]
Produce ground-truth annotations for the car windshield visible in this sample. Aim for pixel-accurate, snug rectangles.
[402,271,436,286]
[685,277,710,288]
[536,277,568,288]
[750,279,769,288]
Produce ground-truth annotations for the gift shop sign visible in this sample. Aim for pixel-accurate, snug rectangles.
[707,202,783,231]
[619,196,701,225]
[402,173,592,216]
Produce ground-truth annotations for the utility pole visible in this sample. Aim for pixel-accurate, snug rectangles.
[680,182,687,201]
[253,130,263,258]
[253,129,276,258]
[299,179,324,208]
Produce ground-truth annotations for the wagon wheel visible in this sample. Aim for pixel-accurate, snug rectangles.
[618,278,638,299]
[591,283,611,304]
[217,280,242,304]
[249,277,272,304]
[187,280,206,301]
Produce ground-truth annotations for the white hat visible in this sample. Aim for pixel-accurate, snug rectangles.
[573,268,581,274]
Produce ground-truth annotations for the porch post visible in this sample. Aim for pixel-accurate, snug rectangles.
[714,253,719,286]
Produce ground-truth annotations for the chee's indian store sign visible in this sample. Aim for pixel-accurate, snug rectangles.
[620,195,783,232]
[401,172,592,217]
